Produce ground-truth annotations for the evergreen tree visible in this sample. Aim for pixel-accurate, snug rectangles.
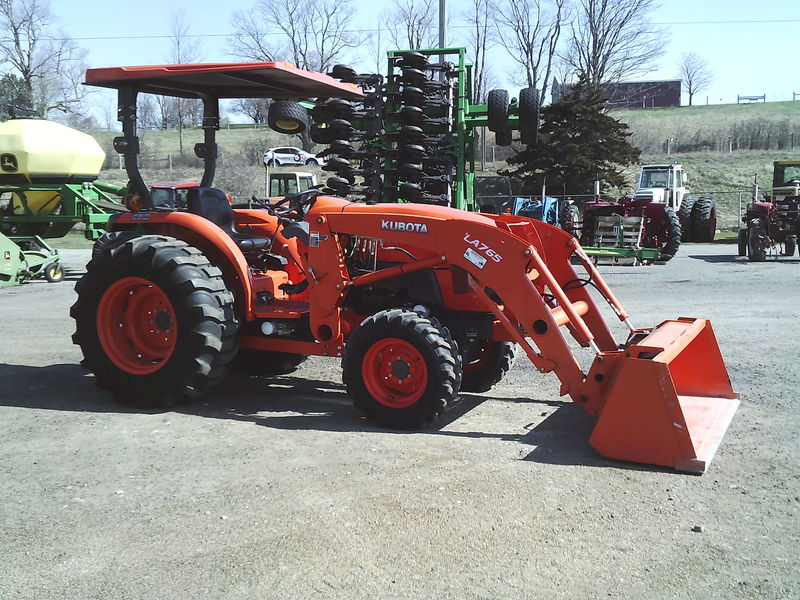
[501,79,640,194]
[0,74,34,120]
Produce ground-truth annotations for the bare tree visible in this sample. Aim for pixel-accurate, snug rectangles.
[495,0,567,105]
[386,0,438,50]
[463,0,494,103]
[0,0,88,116]
[567,0,665,86]
[231,98,271,124]
[231,0,360,72]
[677,52,712,106]
[166,12,204,154]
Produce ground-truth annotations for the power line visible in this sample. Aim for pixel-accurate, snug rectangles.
[49,18,800,42]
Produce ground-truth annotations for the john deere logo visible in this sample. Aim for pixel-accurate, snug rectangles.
[1,154,18,173]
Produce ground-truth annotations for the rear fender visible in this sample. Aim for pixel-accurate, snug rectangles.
[108,212,255,318]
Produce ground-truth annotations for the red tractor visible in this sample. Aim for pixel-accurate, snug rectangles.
[70,61,738,473]
[739,161,800,261]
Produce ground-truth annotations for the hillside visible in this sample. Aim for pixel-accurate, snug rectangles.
[612,101,800,153]
[89,101,800,231]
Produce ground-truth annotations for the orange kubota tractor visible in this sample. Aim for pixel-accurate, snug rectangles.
[72,62,738,473]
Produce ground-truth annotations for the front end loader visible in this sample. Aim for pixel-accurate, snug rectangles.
[72,61,738,473]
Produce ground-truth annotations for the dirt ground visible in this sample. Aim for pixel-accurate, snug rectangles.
[1,243,798,600]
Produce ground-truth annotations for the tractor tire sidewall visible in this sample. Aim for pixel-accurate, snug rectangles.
[560,204,581,238]
[342,309,460,429]
[519,87,539,146]
[678,196,697,242]
[487,89,510,133]
[747,218,767,262]
[691,197,717,242]
[461,341,517,393]
[71,235,239,407]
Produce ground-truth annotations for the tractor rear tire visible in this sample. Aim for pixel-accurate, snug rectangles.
[691,197,717,242]
[737,228,748,256]
[487,89,510,133]
[342,309,461,429]
[71,235,239,408]
[268,101,308,134]
[660,206,682,260]
[785,234,797,257]
[519,87,539,146]
[461,342,517,393]
[678,196,697,242]
[747,218,767,262]
[233,349,307,376]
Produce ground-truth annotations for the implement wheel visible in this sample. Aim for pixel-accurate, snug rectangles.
[519,87,539,145]
[44,262,64,283]
[268,101,308,134]
[342,309,461,429]
[71,235,239,408]
[487,89,509,133]
[461,342,517,393]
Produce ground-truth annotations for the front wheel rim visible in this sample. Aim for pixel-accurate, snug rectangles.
[96,276,177,375]
[362,338,428,408]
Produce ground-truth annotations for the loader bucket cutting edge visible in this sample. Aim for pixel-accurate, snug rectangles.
[588,318,738,473]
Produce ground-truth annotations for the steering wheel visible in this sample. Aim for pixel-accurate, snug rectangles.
[270,188,323,220]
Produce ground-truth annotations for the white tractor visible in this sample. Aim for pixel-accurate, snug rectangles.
[633,163,716,242]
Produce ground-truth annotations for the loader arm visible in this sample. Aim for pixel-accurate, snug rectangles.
[305,197,738,473]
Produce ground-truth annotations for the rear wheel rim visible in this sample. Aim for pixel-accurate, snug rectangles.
[96,276,177,375]
[362,338,428,408]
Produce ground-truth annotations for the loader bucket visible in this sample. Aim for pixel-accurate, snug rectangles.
[588,318,738,473]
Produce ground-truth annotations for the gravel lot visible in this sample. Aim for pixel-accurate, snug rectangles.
[1,244,798,599]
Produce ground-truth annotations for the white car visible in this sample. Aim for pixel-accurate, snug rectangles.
[263,146,323,167]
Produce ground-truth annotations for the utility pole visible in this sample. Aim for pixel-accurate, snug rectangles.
[439,0,447,60]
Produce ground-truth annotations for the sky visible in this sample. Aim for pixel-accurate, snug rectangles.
[47,0,798,121]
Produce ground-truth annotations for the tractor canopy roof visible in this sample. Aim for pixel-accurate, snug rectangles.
[84,61,363,100]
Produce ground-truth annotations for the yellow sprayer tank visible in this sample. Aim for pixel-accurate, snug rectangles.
[0,119,105,185]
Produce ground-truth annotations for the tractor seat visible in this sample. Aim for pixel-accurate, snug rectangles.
[187,187,271,251]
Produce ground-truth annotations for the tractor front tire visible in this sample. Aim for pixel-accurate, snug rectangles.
[737,228,748,256]
[461,342,517,393]
[747,218,767,262]
[560,203,581,238]
[785,234,797,257]
[71,235,239,408]
[691,197,717,242]
[678,197,697,242]
[342,309,461,429]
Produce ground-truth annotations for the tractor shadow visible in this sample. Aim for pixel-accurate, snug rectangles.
[689,254,800,264]
[0,363,668,473]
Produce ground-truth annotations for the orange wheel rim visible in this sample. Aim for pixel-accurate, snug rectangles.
[362,338,428,408]
[96,277,177,375]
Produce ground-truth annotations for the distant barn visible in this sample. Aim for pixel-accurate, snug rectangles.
[552,79,682,109]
